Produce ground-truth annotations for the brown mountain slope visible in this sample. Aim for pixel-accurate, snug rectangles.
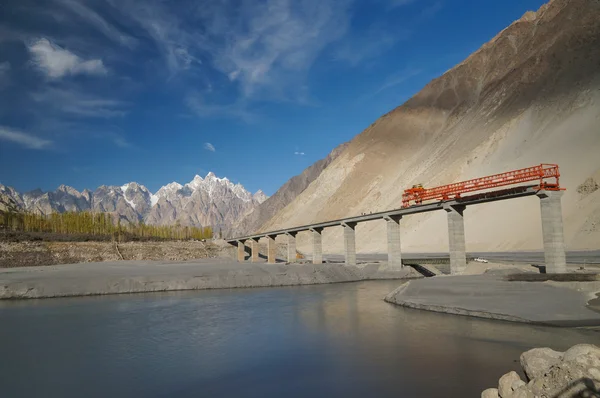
[230,142,348,236]
[260,0,600,253]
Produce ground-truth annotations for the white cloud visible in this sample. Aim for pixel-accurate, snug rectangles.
[27,38,107,78]
[0,126,52,150]
[31,87,128,118]
[204,142,216,152]
[294,151,305,156]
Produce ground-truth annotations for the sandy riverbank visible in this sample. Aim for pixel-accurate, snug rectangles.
[0,259,418,299]
[384,272,600,327]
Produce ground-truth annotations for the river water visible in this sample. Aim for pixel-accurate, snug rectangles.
[1,280,599,398]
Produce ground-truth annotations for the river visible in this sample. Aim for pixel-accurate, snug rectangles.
[1,280,599,397]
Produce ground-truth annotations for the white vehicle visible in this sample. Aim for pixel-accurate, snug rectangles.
[474,257,489,263]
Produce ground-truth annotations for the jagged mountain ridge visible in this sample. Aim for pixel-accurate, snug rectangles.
[258,0,600,252]
[0,172,268,230]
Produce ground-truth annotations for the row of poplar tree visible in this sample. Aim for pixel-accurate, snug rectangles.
[0,211,213,240]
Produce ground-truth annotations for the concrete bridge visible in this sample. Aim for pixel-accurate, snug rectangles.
[226,186,567,274]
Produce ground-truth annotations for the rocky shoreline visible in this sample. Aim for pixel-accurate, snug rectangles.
[483,344,600,397]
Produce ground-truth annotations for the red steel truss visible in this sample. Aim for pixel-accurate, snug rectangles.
[402,164,562,208]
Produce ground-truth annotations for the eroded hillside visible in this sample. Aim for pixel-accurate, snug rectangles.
[260,0,600,253]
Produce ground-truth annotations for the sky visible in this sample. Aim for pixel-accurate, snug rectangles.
[0,0,547,196]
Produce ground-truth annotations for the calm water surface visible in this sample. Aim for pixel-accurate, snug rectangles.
[1,280,599,398]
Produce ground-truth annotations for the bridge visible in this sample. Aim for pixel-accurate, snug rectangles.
[227,165,567,275]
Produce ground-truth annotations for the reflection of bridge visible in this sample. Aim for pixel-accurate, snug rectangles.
[227,186,567,275]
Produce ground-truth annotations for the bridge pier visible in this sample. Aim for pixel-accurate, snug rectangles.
[342,222,357,266]
[267,235,277,264]
[237,240,246,262]
[444,204,467,275]
[250,238,260,263]
[385,215,403,269]
[286,232,297,263]
[537,191,567,273]
[310,228,323,264]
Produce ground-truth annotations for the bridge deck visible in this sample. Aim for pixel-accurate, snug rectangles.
[226,185,539,244]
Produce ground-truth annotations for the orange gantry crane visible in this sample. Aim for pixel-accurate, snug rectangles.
[402,164,562,208]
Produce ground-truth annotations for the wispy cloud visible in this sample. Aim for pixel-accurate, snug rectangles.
[31,87,128,118]
[113,135,132,148]
[208,0,352,99]
[357,68,421,103]
[185,92,256,122]
[0,62,10,88]
[334,26,407,67]
[104,0,201,75]
[387,0,416,8]
[0,126,52,150]
[52,0,138,48]
[27,37,107,78]
[107,0,351,99]
[374,68,421,95]
[294,151,305,156]
[204,142,216,152]
[421,1,443,19]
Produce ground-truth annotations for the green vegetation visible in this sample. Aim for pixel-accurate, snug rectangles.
[0,211,213,241]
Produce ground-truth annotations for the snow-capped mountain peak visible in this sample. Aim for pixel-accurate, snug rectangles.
[1,172,266,231]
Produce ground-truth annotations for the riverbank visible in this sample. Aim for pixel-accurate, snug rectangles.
[0,259,418,299]
[384,272,600,327]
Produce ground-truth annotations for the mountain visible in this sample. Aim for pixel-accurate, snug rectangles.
[231,142,349,237]
[145,172,265,232]
[256,0,600,253]
[0,172,267,230]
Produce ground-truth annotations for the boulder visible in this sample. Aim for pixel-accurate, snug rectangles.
[563,344,600,362]
[484,344,600,398]
[526,354,600,397]
[511,379,526,391]
[498,371,522,397]
[520,347,563,380]
[481,388,499,398]
[510,387,535,398]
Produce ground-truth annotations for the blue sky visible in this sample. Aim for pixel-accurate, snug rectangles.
[0,0,546,195]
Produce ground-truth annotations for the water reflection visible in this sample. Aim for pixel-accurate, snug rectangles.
[0,281,598,398]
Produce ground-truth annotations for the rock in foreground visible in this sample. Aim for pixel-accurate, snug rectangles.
[483,344,600,397]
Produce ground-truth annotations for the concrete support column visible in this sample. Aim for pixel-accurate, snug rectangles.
[444,204,467,275]
[310,228,323,264]
[385,215,403,269]
[286,232,297,263]
[342,222,357,266]
[237,240,246,262]
[250,238,260,263]
[537,191,567,273]
[267,235,277,264]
